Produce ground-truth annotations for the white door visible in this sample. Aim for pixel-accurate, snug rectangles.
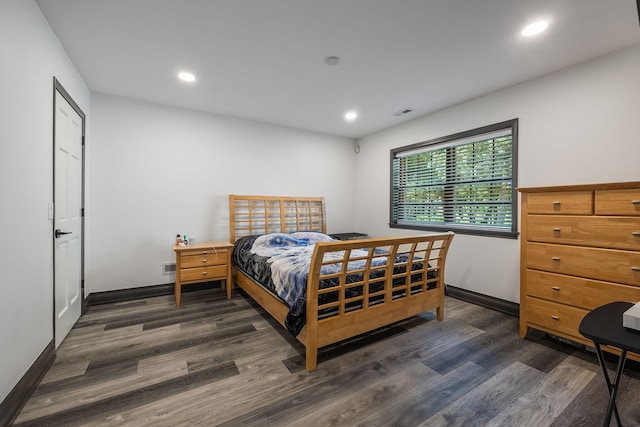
[54,89,83,348]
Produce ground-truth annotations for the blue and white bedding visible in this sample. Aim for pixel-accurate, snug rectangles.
[232,232,433,336]
[250,232,387,308]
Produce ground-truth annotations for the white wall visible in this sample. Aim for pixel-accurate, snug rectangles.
[0,0,90,404]
[87,94,356,293]
[3,0,638,408]
[355,42,640,303]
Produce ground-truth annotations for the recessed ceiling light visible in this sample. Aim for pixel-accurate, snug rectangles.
[324,56,340,66]
[178,71,196,82]
[344,111,358,121]
[521,21,549,37]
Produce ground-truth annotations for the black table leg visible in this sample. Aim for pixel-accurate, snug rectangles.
[594,343,625,426]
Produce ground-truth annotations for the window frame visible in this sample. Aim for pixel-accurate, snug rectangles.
[389,118,518,239]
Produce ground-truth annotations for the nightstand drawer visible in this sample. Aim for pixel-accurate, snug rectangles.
[596,189,640,216]
[180,265,228,282]
[180,251,227,268]
[526,297,588,341]
[526,191,593,215]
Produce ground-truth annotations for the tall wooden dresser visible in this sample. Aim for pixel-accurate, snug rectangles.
[519,181,640,355]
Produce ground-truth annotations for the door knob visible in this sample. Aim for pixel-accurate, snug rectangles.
[54,229,72,238]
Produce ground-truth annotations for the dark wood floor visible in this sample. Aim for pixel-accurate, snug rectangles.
[12,287,640,426]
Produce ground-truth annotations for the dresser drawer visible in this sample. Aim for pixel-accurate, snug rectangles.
[526,297,588,341]
[526,191,593,215]
[526,270,640,310]
[180,250,228,268]
[180,265,228,282]
[527,242,640,286]
[596,189,640,216]
[527,215,640,251]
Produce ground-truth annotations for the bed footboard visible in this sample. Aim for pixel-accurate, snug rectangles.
[301,232,454,371]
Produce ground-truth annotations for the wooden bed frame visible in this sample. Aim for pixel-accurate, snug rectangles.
[228,195,455,371]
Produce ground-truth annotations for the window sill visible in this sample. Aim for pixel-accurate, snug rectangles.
[389,223,519,239]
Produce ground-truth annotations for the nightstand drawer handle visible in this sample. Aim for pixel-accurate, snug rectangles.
[632,232,640,237]
[551,315,559,320]
[632,200,640,205]
[202,259,208,263]
[552,228,561,232]
[202,272,208,275]
[551,286,560,291]
[201,251,209,254]
[552,201,561,205]
[551,257,560,261]
[632,267,640,272]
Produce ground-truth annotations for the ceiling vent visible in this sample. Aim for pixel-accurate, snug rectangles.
[392,108,413,117]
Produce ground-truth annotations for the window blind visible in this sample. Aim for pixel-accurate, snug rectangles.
[391,120,517,235]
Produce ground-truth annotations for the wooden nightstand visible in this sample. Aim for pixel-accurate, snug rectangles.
[173,241,233,307]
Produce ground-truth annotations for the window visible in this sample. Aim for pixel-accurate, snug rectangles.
[390,119,518,238]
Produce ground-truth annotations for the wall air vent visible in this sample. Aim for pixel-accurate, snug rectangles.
[392,108,413,117]
[162,262,176,275]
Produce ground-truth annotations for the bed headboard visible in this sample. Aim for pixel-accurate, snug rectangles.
[229,195,326,243]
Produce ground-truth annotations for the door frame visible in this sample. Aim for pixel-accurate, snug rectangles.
[52,77,86,342]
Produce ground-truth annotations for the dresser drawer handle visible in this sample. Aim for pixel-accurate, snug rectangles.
[632,232,640,237]
[202,272,208,275]
[632,267,640,272]
[552,201,561,205]
[552,228,561,232]
[201,251,209,254]
[551,286,560,291]
[551,315,559,320]
[551,257,561,261]
[632,200,640,205]
[202,259,208,263]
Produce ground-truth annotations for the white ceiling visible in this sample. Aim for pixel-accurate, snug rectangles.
[36,0,640,139]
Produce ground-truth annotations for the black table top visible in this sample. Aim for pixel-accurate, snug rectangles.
[579,302,640,354]
[329,232,368,240]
